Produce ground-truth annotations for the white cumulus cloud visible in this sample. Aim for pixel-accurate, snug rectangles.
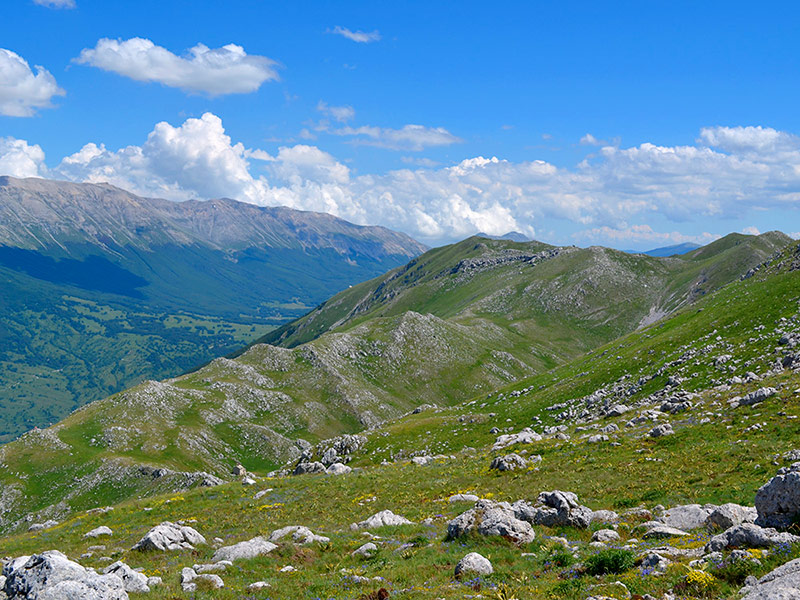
[330,26,381,43]
[4,120,800,246]
[0,48,65,116]
[74,38,278,95]
[0,137,47,177]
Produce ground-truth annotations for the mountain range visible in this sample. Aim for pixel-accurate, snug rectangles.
[0,224,799,600]
[0,226,789,532]
[0,176,425,442]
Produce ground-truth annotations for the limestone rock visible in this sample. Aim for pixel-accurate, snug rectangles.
[659,504,715,531]
[27,520,58,532]
[447,499,535,544]
[326,463,352,475]
[591,510,620,524]
[648,423,674,438]
[449,493,480,503]
[706,503,758,530]
[642,525,690,539]
[756,463,800,529]
[490,453,528,471]
[606,404,630,417]
[591,529,621,543]
[740,557,800,599]
[492,428,541,450]
[268,526,329,545]
[212,537,277,562]
[84,526,113,539]
[181,567,223,592]
[352,543,378,558]
[3,550,128,600]
[354,510,413,529]
[639,552,671,573]
[455,552,493,577]
[132,521,206,551]
[248,581,271,591]
[741,387,777,406]
[102,561,150,594]
[705,523,800,552]
[293,461,326,475]
[514,490,594,529]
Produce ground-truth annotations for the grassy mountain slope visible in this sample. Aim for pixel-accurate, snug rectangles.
[0,231,789,533]
[0,177,424,441]
[1,243,799,599]
[260,232,789,349]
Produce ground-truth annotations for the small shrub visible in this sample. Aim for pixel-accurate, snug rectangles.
[550,549,575,569]
[584,548,636,576]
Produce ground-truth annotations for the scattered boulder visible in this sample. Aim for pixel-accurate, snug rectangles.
[449,493,480,503]
[660,398,692,414]
[84,526,113,539]
[706,503,758,530]
[132,521,206,551]
[269,526,329,545]
[514,490,594,529]
[293,461,326,475]
[3,551,128,600]
[705,523,800,552]
[327,463,352,475]
[756,463,800,529]
[316,434,367,465]
[194,562,230,573]
[232,464,246,476]
[353,510,413,530]
[248,581,271,591]
[447,499,535,544]
[591,510,620,524]
[492,428,541,450]
[648,423,674,438]
[587,434,609,443]
[212,537,278,562]
[659,504,715,531]
[352,543,378,559]
[606,404,630,417]
[454,552,493,578]
[27,520,58,532]
[181,567,223,592]
[740,557,800,600]
[642,525,690,539]
[741,387,777,406]
[591,529,620,543]
[103,561,150,593]
[490,453,528,471]
[640,552,671,573]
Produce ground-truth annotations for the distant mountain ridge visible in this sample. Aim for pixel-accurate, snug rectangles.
[0,177,426,442]
[623,242,702,257]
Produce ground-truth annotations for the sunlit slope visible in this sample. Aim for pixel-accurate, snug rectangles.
[0,231,789,532]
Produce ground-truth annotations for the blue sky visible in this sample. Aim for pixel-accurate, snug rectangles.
[1,0,800,248]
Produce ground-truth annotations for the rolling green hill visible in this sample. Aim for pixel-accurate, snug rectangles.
[0,177,425,442]
[0,230,789,533]
[1,240,799,600]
